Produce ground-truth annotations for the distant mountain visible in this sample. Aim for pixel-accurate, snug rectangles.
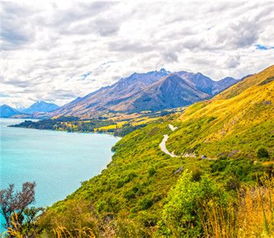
[176,72,238,95]
[213,77,238,94]
[123,74,210,112]
[52,69,171,117]
[176,71,215,94]
[0,104,21,118]
[22,101,59,114]
[51,69,238,118]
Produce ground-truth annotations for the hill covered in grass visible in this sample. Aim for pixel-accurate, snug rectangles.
[167,65,274,158]
[38,66,273,237]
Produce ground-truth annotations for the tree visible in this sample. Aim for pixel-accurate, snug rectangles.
[0,182,43,237]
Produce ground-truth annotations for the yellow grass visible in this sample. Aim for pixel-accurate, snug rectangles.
[201,178,274,238]
[178,65,274,142]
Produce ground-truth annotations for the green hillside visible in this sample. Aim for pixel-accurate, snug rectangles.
[168,65,274,158]
[38,66,274,237]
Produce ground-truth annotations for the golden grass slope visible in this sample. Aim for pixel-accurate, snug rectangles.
[180,65,273,135]
[216,65,274,100]
[168,65,274,157]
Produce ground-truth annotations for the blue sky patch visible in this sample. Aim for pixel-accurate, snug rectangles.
[255,44,274,50]
[80,72,92,79]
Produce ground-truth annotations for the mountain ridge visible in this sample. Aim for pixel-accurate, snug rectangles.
[22,101,59,114]
[51,69,238,118]
[0,104,21,118]
[0,101,59,118]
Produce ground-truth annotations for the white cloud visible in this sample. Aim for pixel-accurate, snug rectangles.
[0,0,273,107]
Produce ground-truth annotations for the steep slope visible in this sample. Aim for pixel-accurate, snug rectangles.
[177,71,216,94]
[167,65,274,157]
[0,105,21,118]
[51,69,170,118]
[127,74,210,111]
[39,66,273,236]
[176,72,238,95]
[212,76,238,94]
[51,69,237,118]
[215,65,273,99]
[22,101,59,114]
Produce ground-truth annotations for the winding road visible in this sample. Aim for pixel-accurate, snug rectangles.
[168,124,178,131]
[159,124,178,157]
[159,124,216,160]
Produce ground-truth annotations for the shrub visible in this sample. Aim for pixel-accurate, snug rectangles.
[39,200,101,237]
[137,211,158,227]
[191,168,202,181]
[116,172,137,188]
[202,178,274,238]
[124,190,136,200]
[225,176,241,191]
[138,197,154,210]
[160,170,229,237]
[96,197,121,213]
[211,157,262,182]
[0,182,44,237]
[257,147,269,159]
[148,168,156,177]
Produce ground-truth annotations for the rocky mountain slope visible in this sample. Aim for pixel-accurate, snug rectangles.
[51,69,238,118]
[0,104,22,118]
[22,101,59,114]
[0,101,59,118]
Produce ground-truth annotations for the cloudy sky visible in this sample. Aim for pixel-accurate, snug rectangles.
[0,0,273,108]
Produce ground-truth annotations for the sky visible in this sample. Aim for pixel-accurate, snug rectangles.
[0,0,274,108]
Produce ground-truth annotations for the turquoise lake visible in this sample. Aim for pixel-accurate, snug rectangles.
[0,118,119,231]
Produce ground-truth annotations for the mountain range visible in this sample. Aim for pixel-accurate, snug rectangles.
[0,101,59,118]
[51,69,238,118]
[1,69,238,119]
[21,101,59,114]
[0,105,22,118]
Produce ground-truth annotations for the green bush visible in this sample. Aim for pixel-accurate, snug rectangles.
[148,167,156,177]
[96,197,121,213]
[191,168,202,181]
[210,157,262,182]
[124,187,139,200]
[225,176,241,191]
[138,197,154,210]
[160,170,229,237]
[257,147,270,159]
[116,172,138,188]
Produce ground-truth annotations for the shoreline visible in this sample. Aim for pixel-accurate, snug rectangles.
[1,118,120,232]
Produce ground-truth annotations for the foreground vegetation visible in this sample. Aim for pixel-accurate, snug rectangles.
[2,66,273,237]
[2,173,274,237]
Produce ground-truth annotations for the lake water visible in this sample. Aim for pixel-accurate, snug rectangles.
[0,118,119,231]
